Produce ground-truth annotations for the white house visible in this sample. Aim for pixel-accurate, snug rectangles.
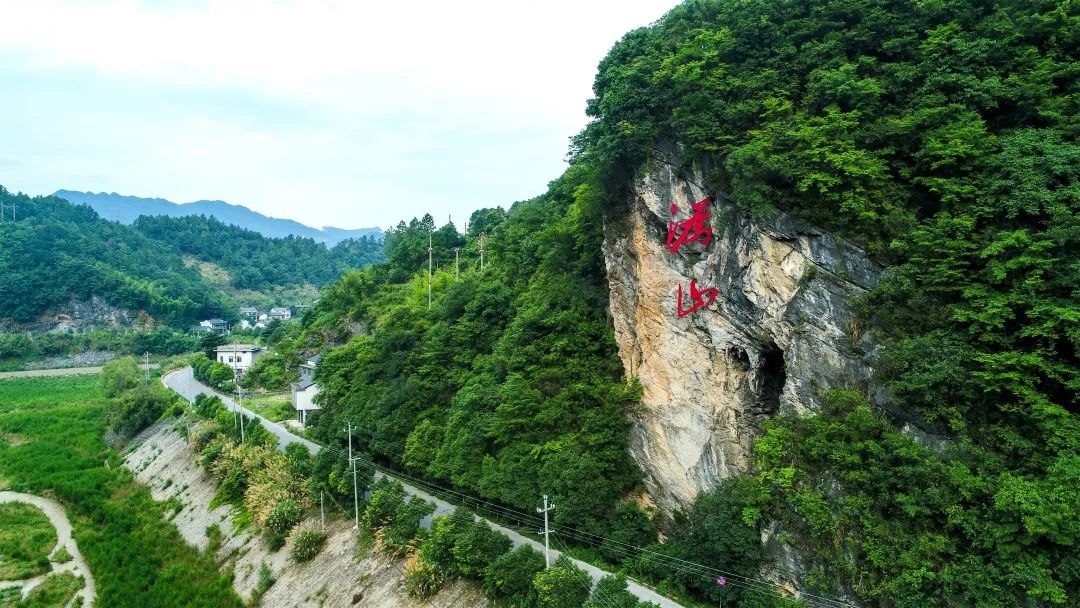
[292,353,322,425]
[199,318,229,334]
[268,307,292,321]
[215,344,264,377]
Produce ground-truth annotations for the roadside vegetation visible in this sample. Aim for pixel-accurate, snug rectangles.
[0,374,242,607]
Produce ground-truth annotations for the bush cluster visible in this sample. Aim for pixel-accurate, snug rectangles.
[102,356,174,438]
[290,529,327,563]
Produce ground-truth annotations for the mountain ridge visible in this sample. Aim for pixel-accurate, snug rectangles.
[53,189,382,245]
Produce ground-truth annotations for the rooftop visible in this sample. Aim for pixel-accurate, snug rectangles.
[215,344,263,352]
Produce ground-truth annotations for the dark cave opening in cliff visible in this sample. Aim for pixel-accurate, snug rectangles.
[758,343,786,413]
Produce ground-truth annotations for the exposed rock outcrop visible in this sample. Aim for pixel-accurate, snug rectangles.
[603,146,881,513]
[0,295,150,333]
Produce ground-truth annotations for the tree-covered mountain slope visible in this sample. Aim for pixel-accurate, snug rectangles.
[574,0,1080,606]
[296,1,1079,607]
[301,173,643,536]
[0,186,233,327]
[0,187,383,328]
[132,215,383,302]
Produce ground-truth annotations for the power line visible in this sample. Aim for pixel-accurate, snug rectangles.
[320,437,850,608]
[213,397,842,608]
[325,423,849,606]
[545,533,620,608]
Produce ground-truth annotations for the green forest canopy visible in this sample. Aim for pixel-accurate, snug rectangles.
[301,0,1079,606]
[575,0,1079,606]
[0,187,384,327]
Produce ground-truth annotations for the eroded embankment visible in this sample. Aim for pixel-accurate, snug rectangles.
[123,421,485,608]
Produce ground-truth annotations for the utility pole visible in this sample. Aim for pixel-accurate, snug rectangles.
[237,411,245,442]
[478,234,485,271]
[144,352,150,381]
[427,231,433,309]
[537,494,554,568]
[320,490,325,531]
[454,247,460,280]
[348,422,359,529]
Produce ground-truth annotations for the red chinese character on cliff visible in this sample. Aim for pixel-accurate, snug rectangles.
[676,279,719,318]
[666,196,714,254]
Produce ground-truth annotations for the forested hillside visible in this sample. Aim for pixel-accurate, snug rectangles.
[133,215,383,294]
[304,183,643,535]
[0,186,232,326]
[0,187,384,328]
[299,1,1079,607]
[576,0,1080,606]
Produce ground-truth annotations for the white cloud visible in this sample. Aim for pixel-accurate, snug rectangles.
[0,0,678,228]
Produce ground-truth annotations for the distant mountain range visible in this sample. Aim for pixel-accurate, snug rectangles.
[53,190,382,245]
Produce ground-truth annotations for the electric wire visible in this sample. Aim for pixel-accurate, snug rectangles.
[327,426,851,608]
[209,387,849,608]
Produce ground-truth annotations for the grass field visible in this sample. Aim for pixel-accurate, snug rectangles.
[0,503,56,580]
[0,375,242,608]
[15,572,83,608]
[241,392,295,423]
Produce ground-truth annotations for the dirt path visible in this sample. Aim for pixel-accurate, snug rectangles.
[0,491,96,607]
[0,364,156,381]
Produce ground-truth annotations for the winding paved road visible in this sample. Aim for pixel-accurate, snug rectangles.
[163,367,684,608]
[0,491,96,607]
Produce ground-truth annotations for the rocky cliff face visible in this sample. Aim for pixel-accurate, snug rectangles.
[0,295,149,333]
[603,147,881,513]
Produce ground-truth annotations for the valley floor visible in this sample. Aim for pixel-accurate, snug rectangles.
[0,491,95,608]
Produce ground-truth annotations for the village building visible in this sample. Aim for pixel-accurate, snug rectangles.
[268,307,292,321]
[195,318,229,335]
[292,353,321,425]
[215,344,264,377]
[238,306,259,319]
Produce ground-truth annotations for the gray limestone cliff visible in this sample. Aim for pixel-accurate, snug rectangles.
[603,147,881,513]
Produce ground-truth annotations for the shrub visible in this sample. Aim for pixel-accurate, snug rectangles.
[483,545,545,606]
[452,519,512,579]
[381,496,435,558]
[102,356,141,398]
[265,499,302,536]
[206,524,223,556]
[51,545,72,564]
[600,500,655,565]
[290,529,326,563]
[361,478,407,531]
[110,383,169,437]
[404,554,443,599]
[193,394,225,418]
[418,509,472,578]
[533,556,591,608]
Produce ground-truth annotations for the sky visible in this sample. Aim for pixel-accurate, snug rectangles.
[0,0,680,230]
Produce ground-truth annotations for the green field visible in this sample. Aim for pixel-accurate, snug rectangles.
[0,503,56,580]
[0,375,242,608]
[240,392,294,423]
